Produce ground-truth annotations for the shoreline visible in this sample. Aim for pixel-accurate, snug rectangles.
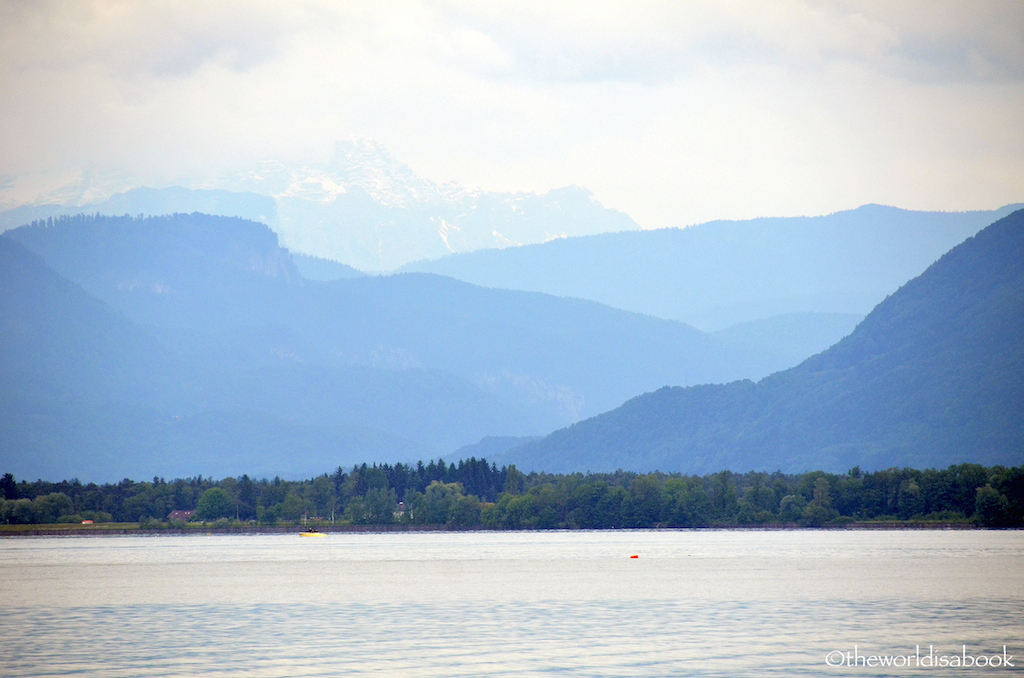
[0,521,986,537]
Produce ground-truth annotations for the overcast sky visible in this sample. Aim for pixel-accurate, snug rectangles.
[1,0,1023,228]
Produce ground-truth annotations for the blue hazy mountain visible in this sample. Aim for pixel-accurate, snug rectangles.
[0,233,570,481]
[452,436,542,461]
[711,312,865,369]
[503,209,1024,474]
[400,203,1023,331]
[1,141,639,271]
[291,252,365,280]
[5,214,778,419]
[0,186,278,234]
[0,235,170,406]
[2,213,780,480]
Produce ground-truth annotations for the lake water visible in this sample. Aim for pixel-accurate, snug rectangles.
[1,530,1022,676]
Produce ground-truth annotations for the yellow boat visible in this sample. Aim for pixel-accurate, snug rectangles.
[299,529,326,537]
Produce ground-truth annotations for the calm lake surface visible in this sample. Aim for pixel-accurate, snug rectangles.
[1,530,1022,676]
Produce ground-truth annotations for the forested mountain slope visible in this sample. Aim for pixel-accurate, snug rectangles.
[505,209,1024,474]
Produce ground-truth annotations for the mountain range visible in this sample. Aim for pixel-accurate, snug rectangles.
[3,201,1020,481]
[0,232,535,481]
[2,213,773,481]
[400,203,1023,330]
[0,140,638,272]
[502,209,1024,474]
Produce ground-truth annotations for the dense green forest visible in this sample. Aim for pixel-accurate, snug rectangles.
[2,460,1022,528]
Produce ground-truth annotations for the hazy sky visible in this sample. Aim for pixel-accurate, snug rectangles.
[2,0,1023,228]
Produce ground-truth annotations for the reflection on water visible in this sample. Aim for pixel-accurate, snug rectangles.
[1,531,1022,677]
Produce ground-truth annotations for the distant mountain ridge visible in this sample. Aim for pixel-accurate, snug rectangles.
[0,140,639,271]
[0,187,278,236]
[4,213,776,417]
[291,253,364,281]
[2,212,778,480]
[711,312,864,369]
[0,233,557,481]
[503,209,1024,474]
[9,207,1020,481]
[400,203,1023,330]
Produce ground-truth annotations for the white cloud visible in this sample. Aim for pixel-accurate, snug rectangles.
[1,0,1022,224]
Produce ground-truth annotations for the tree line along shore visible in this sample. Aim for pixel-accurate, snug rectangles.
[1,460,1022,531]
